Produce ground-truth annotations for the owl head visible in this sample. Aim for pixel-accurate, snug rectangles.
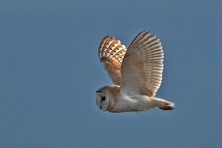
[96,86,111,111]
[96,85,120,111]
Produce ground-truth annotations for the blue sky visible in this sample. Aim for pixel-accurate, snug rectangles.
[1,1,222,148]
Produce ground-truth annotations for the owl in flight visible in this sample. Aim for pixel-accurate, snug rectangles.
[96,31,175,113]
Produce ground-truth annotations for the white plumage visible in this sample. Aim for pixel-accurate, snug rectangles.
[96,31,175,113]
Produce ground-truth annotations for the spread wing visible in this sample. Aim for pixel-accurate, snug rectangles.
[98,36,127,85]
[120,31,164,97]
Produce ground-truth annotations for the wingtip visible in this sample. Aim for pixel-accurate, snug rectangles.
[98,35,116,57]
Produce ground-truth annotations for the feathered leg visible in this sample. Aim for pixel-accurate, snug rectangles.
[152,97,175,110]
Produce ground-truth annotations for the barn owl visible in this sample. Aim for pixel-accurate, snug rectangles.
[96,31,175,113]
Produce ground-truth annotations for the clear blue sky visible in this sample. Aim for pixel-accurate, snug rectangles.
[1,1,222,148]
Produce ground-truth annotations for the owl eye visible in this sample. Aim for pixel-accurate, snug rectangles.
[101,96,106,101]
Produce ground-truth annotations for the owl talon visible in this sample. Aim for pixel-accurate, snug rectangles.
[159,103,175,110]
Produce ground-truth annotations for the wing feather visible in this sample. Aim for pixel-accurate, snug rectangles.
[98,36,127,85]
[120,31,164,97]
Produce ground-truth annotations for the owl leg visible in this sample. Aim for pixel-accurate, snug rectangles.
[152,97,175,110]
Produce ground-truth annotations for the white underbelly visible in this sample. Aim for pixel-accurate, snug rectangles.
[110,94,156,112]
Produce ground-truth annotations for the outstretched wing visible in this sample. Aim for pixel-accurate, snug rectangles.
[120,31,164,97]
[98,36,127,85]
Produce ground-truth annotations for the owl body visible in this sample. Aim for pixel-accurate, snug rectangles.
[97,85,172,113]
[115,93,156,112]
[96,31,175,113]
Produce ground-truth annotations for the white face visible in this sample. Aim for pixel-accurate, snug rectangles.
[96,90,109,111]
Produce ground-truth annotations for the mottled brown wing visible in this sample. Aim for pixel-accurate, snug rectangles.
[120,31,164,97]
[98,36,127,85]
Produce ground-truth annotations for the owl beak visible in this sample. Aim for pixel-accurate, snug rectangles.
[99,104,102,110]
[96,90,102,93]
